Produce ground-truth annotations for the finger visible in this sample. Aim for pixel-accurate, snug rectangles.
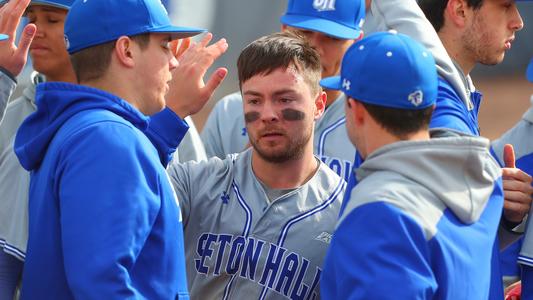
[176,37,191,58]
[503,190,533,205]
[5,0,30,36]
[169,39,179,56]
[207,38,228,57]
[503,144,516,168]
[198,32,213,48]
[202,67,228,98]
[503,200,529,217]
[502,167,533,183]
[503,177,533,193]
[15,23,36,58]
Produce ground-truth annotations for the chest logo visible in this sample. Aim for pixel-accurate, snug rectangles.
[220,191,230,204]
[315,232,332,244]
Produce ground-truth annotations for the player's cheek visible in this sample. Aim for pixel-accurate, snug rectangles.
[244,111,260,123]
[281,108,305,121]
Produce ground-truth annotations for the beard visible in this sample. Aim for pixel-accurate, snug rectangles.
[249,125,312,164]
[463,12,505,67]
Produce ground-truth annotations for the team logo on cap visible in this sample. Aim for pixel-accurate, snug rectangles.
[342,78,351,91]
[64,35,70,50]
[408,90,424,107]
[313,0,336,12]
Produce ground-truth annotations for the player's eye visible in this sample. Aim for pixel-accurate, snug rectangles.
[247,98,260,105]
[279,98,293,104]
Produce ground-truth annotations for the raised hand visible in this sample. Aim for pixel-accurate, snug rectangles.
[502,144,533,224]
[0,0,36,77]
[166,33,228,118]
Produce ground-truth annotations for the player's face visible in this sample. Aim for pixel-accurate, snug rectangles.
[242,66,321,163]
[135,34,178,115]
[26,5,70,80]
[286,26,354,79]
[461,0,523,66]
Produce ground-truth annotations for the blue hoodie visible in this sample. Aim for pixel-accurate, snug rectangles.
[14,82,190,299]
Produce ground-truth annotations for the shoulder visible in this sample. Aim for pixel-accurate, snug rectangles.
[341,171,443,240]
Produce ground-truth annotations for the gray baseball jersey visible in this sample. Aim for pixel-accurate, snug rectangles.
[202,92,355,182]
[174,116,207,163]
[167,148,345,299]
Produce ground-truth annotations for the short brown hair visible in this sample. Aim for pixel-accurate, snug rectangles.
[357,99,434,139]
[237,31,321,94]
[419,0,484,32]
[70,33,151,83]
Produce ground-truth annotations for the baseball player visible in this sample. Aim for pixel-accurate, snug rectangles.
[13,0,228,297]
[321,31,503,299]
[493,60,533,299]
[167,31,345,299]
[201,0,365,182]
[0,0,209,297]
[417,2,533,298]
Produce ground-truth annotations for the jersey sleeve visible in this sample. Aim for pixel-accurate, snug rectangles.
[322,201,436,300]
[174,116,207,163]
[0,68,16,125]
[202,97,228,159]
[145,107,189,166]
[55,122,163,298]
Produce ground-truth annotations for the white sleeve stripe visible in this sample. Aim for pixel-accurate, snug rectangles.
[518,255,533,267]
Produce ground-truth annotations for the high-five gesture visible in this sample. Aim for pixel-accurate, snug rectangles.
[166,33,228,118]
[0,0,36,76]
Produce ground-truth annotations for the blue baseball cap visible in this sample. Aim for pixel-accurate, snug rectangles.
[527,57,533,82]
[64,0,206,54]
[321,31,438,110]
[280,0,365,40]
[0,0,73,9]
[0,34,8,41]
[29,0,73,9]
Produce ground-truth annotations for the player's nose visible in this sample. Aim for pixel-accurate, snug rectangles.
[260,101,280,122]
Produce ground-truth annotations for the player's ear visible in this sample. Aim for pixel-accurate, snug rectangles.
[314,90,327,120]
[114,36,136,68]
[356,30,364,42]
[352,98,366,126]
[446,0,469,28]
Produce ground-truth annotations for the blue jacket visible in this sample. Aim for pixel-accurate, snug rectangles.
[342,77,504,299]
[14,82,190,299]
[324,136,503,299]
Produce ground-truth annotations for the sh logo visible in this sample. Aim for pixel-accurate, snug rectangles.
[313,0,336,12]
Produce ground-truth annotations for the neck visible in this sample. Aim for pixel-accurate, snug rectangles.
[438,30,475,76]
[251,145,318,189]
[45,69,77,83]
[81,73,141,110]
[325,89,341,107]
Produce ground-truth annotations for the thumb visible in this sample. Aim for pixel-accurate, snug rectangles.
[503,143,516,168]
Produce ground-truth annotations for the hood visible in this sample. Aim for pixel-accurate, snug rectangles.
[15,82,149,171]
[356,134,501,224]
